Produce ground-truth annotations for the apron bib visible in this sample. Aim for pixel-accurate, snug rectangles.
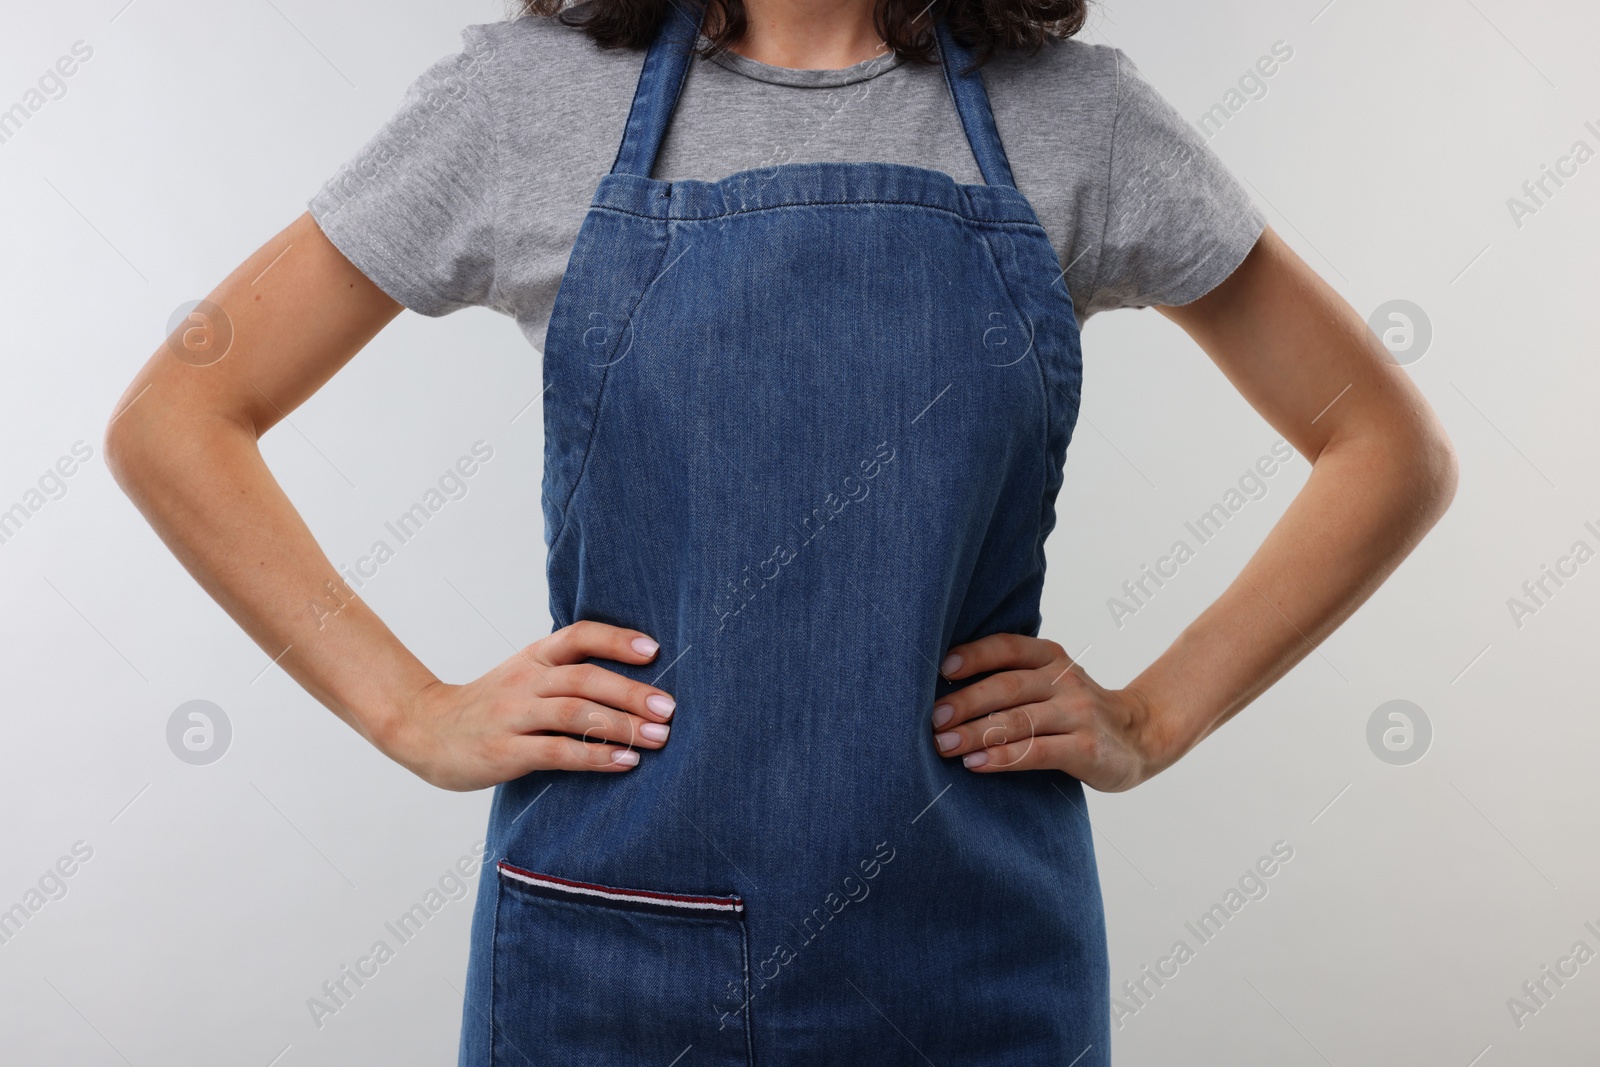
[461,7,1106,1064]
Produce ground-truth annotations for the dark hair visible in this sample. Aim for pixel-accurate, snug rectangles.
[519,0,1091,68]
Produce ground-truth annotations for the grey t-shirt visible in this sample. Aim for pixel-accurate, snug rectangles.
[308,12,1265,338]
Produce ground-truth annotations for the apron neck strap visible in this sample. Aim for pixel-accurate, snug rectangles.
[934,20,1017,189]
[609,2,1018,190]
[609,1,702,178]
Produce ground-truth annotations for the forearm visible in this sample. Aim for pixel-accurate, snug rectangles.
[107,407,436,745]
[1126,422,1456,774]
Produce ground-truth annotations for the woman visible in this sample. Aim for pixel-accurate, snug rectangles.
[106,0,1457,1062]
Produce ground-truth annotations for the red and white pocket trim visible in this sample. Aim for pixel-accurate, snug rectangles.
[496,861,745,916]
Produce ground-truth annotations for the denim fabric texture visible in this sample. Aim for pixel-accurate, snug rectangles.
[459,5,1107,1063]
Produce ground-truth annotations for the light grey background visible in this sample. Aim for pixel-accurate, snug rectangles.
[2,1,1597,1064]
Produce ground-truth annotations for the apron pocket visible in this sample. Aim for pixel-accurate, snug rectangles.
[490,862,753,1067]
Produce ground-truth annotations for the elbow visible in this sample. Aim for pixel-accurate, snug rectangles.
[1412,422,1460,527]
[1326,415,1459,531]
[102,402,141,497]
[103,391,166,500]
[104,386,258,501]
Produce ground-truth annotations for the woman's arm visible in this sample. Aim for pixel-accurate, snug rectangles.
[105,212,678,789]
[927,225,1459,789]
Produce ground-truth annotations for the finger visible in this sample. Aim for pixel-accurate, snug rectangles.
[508,734,643,774]
[535,619,661,668]
[535,662,677,723]
[940,633,1062,680]
[932,668,1055,729]
[961,732,1085,774]
[933,701,1065,759]
[525,697,670,750]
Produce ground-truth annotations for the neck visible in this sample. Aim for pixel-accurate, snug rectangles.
[705,0,894,70]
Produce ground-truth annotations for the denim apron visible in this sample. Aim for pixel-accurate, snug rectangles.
[459,6,1105,1064]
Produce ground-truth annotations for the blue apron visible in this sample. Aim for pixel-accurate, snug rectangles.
[459,6,1105,1064]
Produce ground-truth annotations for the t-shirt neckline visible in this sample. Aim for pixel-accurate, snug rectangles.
[696,31,904,87]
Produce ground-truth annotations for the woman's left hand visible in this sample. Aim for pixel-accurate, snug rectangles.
[930,633,1173,792]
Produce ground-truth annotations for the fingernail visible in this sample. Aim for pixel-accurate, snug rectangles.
[935,731,960,752]
[645,693,676,718]
[632,636,659,656]
[941,653,962,674]
[931,704,954,728]
[639,723,670,742]
[963,751,988,769]
[611,749,639,766]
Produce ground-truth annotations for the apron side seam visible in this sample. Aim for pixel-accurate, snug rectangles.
[546,218,678,557]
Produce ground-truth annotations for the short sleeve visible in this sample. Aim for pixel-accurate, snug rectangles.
[1083,48,1266,318]
[308,26,500,317]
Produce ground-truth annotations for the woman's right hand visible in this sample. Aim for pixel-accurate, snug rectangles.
[107,213,678,794]
[380,620,677,791]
